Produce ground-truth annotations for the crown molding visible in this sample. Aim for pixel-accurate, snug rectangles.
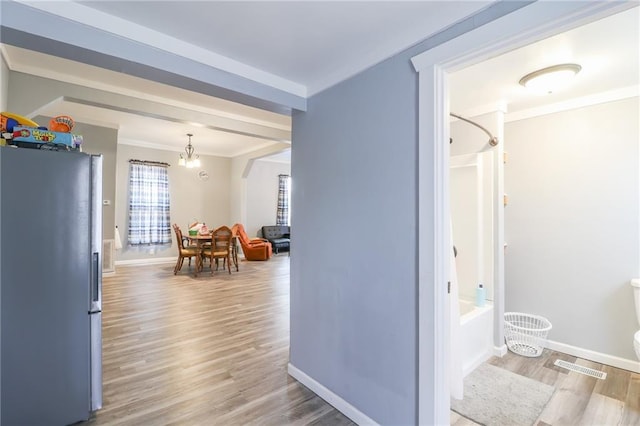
[505,85,639,123]
[13,0,306,98]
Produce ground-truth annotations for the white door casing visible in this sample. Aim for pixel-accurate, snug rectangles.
[411,1,636,424]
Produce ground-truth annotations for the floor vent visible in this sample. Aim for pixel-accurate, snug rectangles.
[103,239,115,273]
[554,359,607,380]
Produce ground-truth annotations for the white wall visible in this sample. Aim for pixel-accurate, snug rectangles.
[115,143,231,262]
[246,160,290,238]
[450,113,500,303]
[504,97,640,361]
[450,152,494,302]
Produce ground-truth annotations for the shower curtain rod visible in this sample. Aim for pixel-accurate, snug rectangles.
[450,112,499,147]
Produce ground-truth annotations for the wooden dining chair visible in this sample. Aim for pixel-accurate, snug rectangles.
[202,226,233,274]
[172,224,200,275]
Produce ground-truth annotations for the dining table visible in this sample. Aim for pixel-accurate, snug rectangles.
[186,232,240,276]
[186,233,212,276]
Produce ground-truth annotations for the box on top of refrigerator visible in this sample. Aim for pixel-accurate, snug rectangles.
[11,126,83,150]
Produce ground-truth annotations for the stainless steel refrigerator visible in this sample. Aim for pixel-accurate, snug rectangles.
[1,146,103,425]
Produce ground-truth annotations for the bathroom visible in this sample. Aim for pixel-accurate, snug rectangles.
[448,6,640,379]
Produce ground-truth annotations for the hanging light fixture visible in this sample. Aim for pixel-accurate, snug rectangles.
[178,133,201,168]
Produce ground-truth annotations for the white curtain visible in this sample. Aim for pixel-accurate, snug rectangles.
[128,162,171,245]
[450,222,463,400]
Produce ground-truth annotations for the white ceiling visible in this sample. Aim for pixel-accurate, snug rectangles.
[2,0,494,160]
[73,0,492,95]
[2,2,638,161]
[1,44,293,157]
[449,6,639,118]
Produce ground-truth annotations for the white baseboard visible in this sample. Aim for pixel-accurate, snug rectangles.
[287,363,378,426]
[115,257,175,266]
[493,344,507,357]
[546,339,640,374]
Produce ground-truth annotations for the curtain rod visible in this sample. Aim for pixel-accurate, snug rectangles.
[450,113,499,147]
[129,159,170,167]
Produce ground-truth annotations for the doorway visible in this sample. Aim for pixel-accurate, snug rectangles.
[411,2,637,424]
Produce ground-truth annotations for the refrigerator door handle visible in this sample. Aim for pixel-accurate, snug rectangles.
[91,252,100,306]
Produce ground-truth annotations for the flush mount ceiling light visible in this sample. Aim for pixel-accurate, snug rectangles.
[178,133,201,168]
[519,63,582,94]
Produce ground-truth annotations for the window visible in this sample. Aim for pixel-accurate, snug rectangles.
[276,174,291,226]
[128,161,171,245]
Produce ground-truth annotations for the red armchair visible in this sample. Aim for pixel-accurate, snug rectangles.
[232,223,272,261]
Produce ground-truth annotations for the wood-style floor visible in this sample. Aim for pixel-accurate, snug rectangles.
[86,255,640,425]
[451,349,640,426]
[85,255,354,426]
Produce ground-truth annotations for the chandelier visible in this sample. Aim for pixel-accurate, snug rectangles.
[178,133,201,168]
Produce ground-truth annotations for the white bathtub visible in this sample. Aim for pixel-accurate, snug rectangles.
[459,299,494,377]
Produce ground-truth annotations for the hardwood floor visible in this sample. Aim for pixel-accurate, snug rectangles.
[453,349,640,426]
[85,255,354,426]
[87,256,639,425]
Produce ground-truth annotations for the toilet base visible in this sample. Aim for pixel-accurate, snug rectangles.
[635,330,640,360]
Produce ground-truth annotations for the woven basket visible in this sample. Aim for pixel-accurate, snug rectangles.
[504,312,552,357]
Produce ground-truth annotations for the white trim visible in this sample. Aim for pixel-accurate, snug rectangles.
[454,102,509,122]
[115,257,175,266]
[449,154,478,169]
[492,112,505,350]
[118,139,184,153]
[493,344,508,357]
[417,65,451,426]
[546,340,640,374]
[287,363,378,426]
[14,1,306,97]
[506,86,640,123]
[117,137,281,159]
[411,2,636,72]
[5,59,292,131]
[0,44,14,70]
[412,1,636,423]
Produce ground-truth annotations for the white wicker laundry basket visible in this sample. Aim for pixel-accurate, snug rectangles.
[504,312,552,357]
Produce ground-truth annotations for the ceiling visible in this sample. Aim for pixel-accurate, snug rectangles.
[1,2,638,162]
[72,0,492,95]
[449,6,639,119]
[1,0,493,160]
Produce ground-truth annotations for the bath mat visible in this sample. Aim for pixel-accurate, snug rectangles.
[451,363,555,426]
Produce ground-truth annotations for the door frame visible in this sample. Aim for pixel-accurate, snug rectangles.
[410,1,636,424]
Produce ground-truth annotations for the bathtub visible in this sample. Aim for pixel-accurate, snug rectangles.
[459,299,494,377]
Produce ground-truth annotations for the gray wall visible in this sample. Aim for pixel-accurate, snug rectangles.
[289,3,532,424]
[115,143,231,262]
[2,2,530,422]
[291,51,419,425]
[33,116,118,241]
[504,97,640,360]
[246,160,290,238]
